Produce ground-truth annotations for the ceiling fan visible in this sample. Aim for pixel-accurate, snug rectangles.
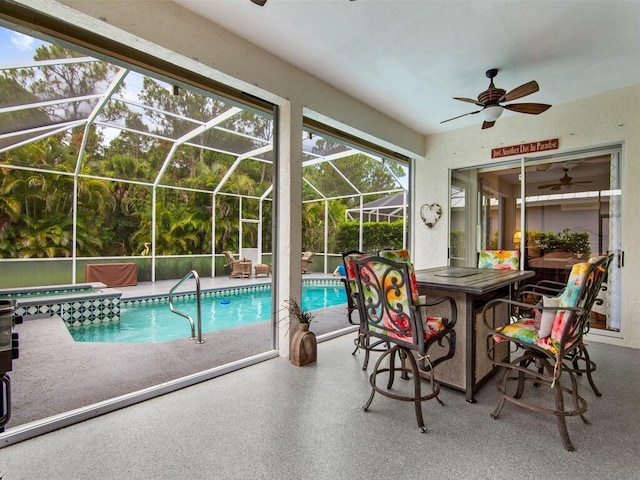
[537,168,593,191]
[441,68,552,129]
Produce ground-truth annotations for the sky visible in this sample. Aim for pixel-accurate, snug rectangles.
[0,26,46,66]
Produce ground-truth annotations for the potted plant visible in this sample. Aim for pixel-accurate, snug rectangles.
[285,297,317,366]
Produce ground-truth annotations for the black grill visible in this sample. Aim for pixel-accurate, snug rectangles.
[0,299,21,431]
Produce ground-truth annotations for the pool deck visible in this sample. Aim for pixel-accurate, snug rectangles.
[6,272,357,430]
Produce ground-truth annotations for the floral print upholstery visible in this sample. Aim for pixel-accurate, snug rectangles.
[356,253,446,343]
[378,249,420,304]
[343,251,371,301]
[496,256,606,355]
[344,251,370,282]
[478,249,520,271]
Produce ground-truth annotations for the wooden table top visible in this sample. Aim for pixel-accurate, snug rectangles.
[414,266,534,295]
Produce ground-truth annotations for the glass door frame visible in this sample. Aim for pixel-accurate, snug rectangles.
[449,146,623,336]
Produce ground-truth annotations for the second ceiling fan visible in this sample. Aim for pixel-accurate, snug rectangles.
[441,68,551,129]
[537,168,593,191]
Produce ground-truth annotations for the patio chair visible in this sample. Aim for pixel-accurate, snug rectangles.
[223,251,252,279]
[341,250,389,370]
[348,249,417,369]
[478,249,520,270]
[352,254,457,433]
[342,250,367,325]
[482,254,611,451]
[301,251,314,274]
[514,253,614,397]
[478,249,521,299]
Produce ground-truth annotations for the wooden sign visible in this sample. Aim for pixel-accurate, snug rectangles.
[491,138,558,159]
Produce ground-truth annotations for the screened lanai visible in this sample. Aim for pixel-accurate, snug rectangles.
[0,20,409,444]
[0,25,409,288]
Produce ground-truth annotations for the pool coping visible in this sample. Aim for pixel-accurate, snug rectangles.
[121,278,344,306]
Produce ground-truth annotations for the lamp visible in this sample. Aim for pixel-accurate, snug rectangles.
[513,231,522,247]
[481,105,504,122]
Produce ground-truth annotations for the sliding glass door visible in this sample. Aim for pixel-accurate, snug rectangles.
[450,147,622,333]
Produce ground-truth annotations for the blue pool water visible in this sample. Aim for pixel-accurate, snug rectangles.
[68,284,347,343]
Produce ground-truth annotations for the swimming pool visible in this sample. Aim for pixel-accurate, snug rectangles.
[68,283,347,343]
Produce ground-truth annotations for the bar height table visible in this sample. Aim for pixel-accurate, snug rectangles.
[414,266,534,402]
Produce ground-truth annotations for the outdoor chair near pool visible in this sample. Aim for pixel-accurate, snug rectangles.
[478,249,520,270]
[342,250,389,370]
[482,254,611,451]
[341,250,368,326]
[511,253,614,397]
[223,251,252,279]
[351,254,457,433]
[478,249,521,299]
[301,251,314,274]
[348,248,436,369]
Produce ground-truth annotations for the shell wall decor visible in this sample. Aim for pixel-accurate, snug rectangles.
[420,203,443,228]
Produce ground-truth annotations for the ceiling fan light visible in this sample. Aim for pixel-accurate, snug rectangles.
[481,105,503,122]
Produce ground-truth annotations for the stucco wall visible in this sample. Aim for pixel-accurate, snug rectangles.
[415,84,640,349]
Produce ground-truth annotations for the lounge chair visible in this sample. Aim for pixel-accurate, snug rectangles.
[223,251,252,279]
[301,251,314,274]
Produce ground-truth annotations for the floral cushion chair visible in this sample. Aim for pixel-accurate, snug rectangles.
[342,250,387,370]
[478,249,520,270]
[482,254,611,451]
[352,253,457,433]
[342,250,369,325]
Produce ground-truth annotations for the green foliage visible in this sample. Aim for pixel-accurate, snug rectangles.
[1,39,404,262]
[528,228,591,255]
[285,297,314,324]
[333,220,405,253]
[301,200,346,252]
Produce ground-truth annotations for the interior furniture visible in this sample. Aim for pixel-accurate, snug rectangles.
[413,266,534,402]
[483,255,611,451]
[352,255,457,432]
[526,251,587,284]
[301,251,314,274]
[85,263,137,287]
[223,251,252,279]
[254,264,270,277]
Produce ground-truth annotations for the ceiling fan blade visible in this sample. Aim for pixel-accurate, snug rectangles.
[251,0,267,5]
[500,80,539,102]
[440,110,481,124]
[453,97,485,107]
[537,182,561,190]
[481,121,495,129]
[503,102,552,115]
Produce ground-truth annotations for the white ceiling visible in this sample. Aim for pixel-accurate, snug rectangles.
[173,0,640,136]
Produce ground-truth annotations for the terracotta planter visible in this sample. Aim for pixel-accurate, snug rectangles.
[290,322,317,366]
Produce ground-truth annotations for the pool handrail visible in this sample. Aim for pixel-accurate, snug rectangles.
[168,270,205,344]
